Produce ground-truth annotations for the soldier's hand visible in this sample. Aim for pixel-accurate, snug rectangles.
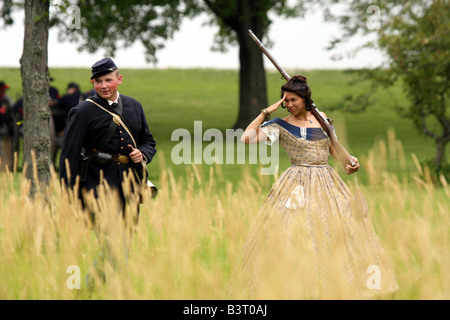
[128,144,143,163]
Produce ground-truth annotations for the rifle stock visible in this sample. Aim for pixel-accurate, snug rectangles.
[248,29,356,169]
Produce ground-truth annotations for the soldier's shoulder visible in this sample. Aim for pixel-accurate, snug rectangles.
[75,99,94,110]
[68,99,95,116]
[120,94,141,106]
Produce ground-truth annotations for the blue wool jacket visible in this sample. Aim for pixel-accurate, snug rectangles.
[59,94,156,198]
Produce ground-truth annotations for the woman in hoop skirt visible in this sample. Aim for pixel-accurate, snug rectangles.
[239,75,398,299]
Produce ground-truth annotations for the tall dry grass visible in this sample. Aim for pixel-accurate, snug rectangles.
[0,134,449,300]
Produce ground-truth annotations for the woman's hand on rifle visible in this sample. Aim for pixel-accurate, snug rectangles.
[345,156,360,175]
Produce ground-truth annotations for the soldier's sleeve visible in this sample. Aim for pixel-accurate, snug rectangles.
[59,106,88,188]
[136,103,156,164]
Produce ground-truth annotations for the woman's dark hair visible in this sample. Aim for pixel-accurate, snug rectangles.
[281,75,313,111]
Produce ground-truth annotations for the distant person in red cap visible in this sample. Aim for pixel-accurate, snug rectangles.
[0,81,14,170]
[0,81,13,130]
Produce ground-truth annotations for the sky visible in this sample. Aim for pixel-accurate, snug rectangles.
[0,8,385,71]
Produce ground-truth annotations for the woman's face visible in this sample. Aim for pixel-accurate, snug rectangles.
[284,91,306,115]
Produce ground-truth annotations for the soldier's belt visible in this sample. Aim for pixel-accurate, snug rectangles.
[87,149,130,165]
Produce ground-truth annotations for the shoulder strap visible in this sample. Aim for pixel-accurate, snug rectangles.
[86,98,149,184]
[86,98,138,148]
[97,119,118,150]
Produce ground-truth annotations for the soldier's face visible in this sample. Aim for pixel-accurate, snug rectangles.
[94,72,122,101]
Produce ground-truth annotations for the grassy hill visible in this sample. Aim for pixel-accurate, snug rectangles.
[1,67,446,186]
[1,68,449,300]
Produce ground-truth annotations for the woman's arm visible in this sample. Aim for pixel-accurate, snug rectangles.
[323,112,360,175]
[241,95,286,144]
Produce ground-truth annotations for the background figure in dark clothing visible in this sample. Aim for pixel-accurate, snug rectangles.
[49,74,60,108]
[54,82,82,133]
[0,81,14,136]
[51,82,82,165]
[0,81,16,170]
[48,75,61,167]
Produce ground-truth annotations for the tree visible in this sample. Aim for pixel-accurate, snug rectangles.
[1,0,53,191]
[2,0,311,186]
[201,0,305,129]
[50,0,307,129]
[325,0,449,169]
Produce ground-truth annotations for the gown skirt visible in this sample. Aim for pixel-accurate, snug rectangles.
[240,118,399,298]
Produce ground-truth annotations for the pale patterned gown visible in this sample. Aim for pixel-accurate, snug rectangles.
[241,117,398,298]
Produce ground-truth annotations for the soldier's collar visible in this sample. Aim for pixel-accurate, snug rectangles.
[107,92,120,106]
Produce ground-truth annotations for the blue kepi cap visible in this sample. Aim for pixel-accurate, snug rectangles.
[91,58,118,79]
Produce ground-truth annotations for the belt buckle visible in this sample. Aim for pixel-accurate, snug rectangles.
[118,155,129,164]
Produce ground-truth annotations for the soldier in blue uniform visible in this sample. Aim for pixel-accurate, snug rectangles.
[59,58,157,220]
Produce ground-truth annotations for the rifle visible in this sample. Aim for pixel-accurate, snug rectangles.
[248,29,356,169]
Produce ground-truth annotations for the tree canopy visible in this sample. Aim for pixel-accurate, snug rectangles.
[0,0,313,186]
[325,0,449,170]
[49,0,305,62]
[49,0,309,128]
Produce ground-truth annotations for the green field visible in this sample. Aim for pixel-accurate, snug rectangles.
[0,67,445,187]
[1,68,449,300]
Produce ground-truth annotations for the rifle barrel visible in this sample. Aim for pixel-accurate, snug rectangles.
[248,30,291,81]
[248,29,356,168]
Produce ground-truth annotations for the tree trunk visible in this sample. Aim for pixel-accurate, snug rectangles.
[233,1,268,130]
[435,138,447,168]
[20,0,51,192]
